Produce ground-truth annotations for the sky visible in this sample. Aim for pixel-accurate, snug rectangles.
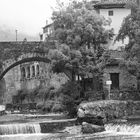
[0,0,61,41]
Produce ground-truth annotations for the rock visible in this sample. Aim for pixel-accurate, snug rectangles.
[77,105,106,125]
[77,116,104,126]
[77,100,135,123]
[82,122,105,134]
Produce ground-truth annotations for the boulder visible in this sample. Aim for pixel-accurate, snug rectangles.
[77,115,104,126]
[82,122,105,134]
[77,100,135,123]
[77,103,106,125]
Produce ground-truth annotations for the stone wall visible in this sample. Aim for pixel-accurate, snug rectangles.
[103,65,137,91]
[2,58,69,104]
[2,59,51,104]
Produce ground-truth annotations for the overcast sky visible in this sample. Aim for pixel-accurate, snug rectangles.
[0,0,60,40]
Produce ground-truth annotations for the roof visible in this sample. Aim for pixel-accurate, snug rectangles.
[106,50,124,66]
[94,0,137,9]
[43,23,53,29]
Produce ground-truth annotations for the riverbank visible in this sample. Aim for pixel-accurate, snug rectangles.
[0,113,67,124]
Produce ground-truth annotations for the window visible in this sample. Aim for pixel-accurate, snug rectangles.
[110,73,119,90]
[21,67,26,79]
[27,66,30,78]
[36,65,40,76]
[32,65,35,77]
[108,10,113,16]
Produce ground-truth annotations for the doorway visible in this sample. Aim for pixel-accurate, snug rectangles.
[110,73,119,90]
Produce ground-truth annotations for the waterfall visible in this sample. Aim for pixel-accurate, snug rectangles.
[105,123,140,133]
[0,123,41,135]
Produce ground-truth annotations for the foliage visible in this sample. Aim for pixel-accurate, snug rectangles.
[119,90,140,101]
[48,0,113,81]
[13,89,29,104]
[52,102,64,113]
[60,81,82,117]
[116,3,140,77]
[42,100,54,112]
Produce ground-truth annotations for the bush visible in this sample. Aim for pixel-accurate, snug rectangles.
[119,90,140,100]
[84,90,107,101]
[51,102,64,113]
[36,101,44,110]
[61,81,82,118]
[42,100,54,112]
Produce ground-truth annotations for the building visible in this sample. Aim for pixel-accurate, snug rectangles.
[94,0,139,50]
[41,20,54,41]
[93,0,140,96]
[40,0,140,94]
[2,0,140,104]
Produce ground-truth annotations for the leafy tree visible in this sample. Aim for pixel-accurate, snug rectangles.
[116,3,140,80]
[48,0,114,83]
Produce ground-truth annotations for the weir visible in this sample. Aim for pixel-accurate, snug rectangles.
[0,123,41,135]
[105,123,140,133]
[1,123,140,135]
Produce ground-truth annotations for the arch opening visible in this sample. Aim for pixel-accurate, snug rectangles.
[0,57,51,80]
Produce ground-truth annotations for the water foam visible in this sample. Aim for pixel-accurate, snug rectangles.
[0,123,41,135]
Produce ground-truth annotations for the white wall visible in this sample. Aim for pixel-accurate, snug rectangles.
[100,8,131,50]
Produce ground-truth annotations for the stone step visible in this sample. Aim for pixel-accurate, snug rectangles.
[39,118,77,133]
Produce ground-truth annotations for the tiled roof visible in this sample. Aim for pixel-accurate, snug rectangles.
[94,0,137,8]
[98,0,137,4]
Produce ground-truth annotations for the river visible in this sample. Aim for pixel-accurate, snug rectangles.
[0,120,140,140]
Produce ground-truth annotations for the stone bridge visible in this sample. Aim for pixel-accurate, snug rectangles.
[0,41,71,104]
[1,53,51,80]
[0,42,51,80]
[0,41,54,104]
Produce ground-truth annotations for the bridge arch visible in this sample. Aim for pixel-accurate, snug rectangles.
[0,57,51,80]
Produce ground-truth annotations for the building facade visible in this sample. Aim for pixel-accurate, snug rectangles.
[93,0,140,94]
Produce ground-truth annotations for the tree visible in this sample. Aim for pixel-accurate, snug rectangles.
[116,3,140,81]
[48,0,114,84]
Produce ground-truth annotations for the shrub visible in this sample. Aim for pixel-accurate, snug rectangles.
[42,100,54,112]
[119,90,140,100]
[36,101,44,110]
[61,81,82,118]
[51,102,64,113]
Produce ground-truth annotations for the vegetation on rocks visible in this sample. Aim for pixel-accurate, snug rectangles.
[77,100,135,122]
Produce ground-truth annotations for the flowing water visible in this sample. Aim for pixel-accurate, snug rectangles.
[0,123,41,135]
[1,121,140,140]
